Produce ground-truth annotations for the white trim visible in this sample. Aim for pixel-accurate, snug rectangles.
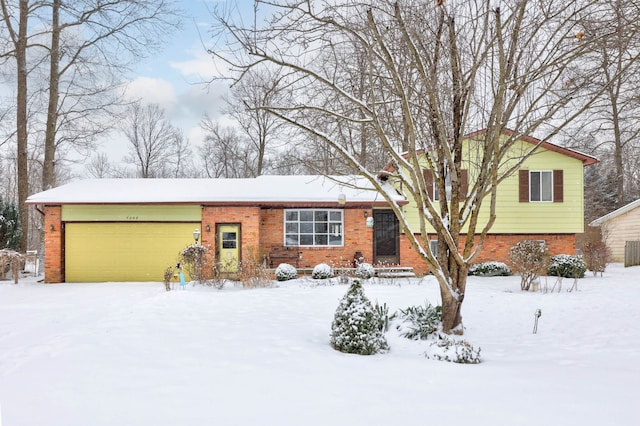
[590,198,640,226]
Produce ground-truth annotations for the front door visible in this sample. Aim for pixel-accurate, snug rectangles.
[217,224,240,272]
[373,210,399,265]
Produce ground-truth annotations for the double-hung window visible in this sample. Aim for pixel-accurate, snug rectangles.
[529,171,553,202]
[285,209,343,246]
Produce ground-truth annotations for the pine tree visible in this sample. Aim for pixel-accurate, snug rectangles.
[0,196,22,250]
[330,280,389,355]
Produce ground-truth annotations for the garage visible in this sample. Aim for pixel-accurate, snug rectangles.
[65,222,198,282]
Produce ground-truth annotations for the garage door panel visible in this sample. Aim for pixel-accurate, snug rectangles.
[65,223,197,282]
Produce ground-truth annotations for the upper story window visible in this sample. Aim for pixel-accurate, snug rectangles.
[530,171,553,202]
[519,169,563,203]
[285,209,343,246]
[423,169,468,201]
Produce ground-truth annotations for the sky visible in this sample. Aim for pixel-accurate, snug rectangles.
[96,0,249,168]
[1,264,638,425]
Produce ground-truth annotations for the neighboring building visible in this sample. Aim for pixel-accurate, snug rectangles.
[27,131,597,283]
[589,199,640,263]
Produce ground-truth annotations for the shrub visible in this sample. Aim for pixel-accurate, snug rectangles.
[373,301,394,332]
[0,195,21,250]
[509,240,550,291]
[180,244,209,282]
[355,262,375,280]
[547,254,586,279]
[237,255,272,288]
[468,261,512,277]
[582,240,609,276]
[312,263,333,279]
[395,302,442,340]
[425,335,482,364]
[275,263,297,281]
[330,280,389,355]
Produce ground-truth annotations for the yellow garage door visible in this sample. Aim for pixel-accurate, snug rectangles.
[65,222,198,282]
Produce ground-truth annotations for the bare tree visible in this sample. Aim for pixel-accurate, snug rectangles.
[211,0,631,333]
[122,102,187,178]
[199,116,259,178]
[568,0,640,208]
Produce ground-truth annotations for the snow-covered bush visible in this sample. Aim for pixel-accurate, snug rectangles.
[395,302,442,340]
[355,262,375,280]
[312,263,333,279]
[330,280,389,355]
[509,240,550,291]
[468,261,512,277]
[275,263,297,281]
[180,244,209,282]
[425,335,481,364]
[547,254,586,279]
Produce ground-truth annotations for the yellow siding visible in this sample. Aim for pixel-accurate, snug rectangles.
[401,138,586,234]
[62,205,201,222]
[600,210,640,262]
[65,222,197,282]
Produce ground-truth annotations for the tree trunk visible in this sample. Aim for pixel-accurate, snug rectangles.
[42,0,60,191]
[16,0,29,252]
[438,259,468,334]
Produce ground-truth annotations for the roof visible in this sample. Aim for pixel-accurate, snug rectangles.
[26,175,405,206]
[589,199,640,226]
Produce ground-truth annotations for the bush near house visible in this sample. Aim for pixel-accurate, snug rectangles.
[355,262,375,280]
[547,254,586,279]
[468,262,512,277]
[275,263,297,281]
[312,263,333,279]
[509,240,550,291]
[0,196,21,250]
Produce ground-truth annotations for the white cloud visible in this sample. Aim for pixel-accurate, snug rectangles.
[124,77,178,112]
[169,49,227,80]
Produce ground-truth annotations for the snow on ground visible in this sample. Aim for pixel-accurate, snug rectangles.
[1,264,639,426]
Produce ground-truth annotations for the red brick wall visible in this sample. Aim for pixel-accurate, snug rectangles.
[202,206,262,263]
[44,205,63,283]
[260,208,374,268]
[399,233,577,275]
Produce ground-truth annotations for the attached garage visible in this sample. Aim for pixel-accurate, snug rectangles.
[62,204,201,282]
[65,222,197,282]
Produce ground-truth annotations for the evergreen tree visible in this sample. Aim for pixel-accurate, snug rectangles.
[0,196,22,250]
[330,280,389,355]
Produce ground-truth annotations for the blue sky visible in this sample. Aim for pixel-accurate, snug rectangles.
[100,0,245,165]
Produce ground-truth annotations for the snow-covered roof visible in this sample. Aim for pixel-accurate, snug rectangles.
[590,198,640,226]
[26,175,405,205]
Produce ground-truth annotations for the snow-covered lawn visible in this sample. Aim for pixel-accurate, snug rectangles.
[1,264,638,426]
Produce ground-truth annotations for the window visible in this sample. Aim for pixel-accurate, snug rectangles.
[530,171,553,202]
[284,209,343,246]
[423,169,468,201]
[429,239,438,258]
[519,169,563,203]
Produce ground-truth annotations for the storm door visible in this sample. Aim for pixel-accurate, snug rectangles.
[373,210,399,265]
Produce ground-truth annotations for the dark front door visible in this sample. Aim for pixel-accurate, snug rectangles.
[373,210,399,265]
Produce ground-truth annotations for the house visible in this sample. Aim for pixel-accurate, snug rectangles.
[27,132,597,283]
[589,199,640,263]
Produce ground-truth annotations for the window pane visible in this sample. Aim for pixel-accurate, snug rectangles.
[285,223,298,233]
[315,234,328,245]
[300,223,314,233]
[300,211,313,221]
[329,211,341,221]
[329,234,342,245]
[530,171,541,202]
[300,234,313,245]
[285,211,298,221]
[315,210,328,221]
[541,171,552,201]
[285,235,298,246]
[315,223,328,233]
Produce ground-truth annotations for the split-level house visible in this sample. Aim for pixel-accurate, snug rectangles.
[27,131,596,282]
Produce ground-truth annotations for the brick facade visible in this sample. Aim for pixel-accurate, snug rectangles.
[43,205,63,283]
[260,207,374,268]
[201,206,262,264]
[399,232,577,275]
